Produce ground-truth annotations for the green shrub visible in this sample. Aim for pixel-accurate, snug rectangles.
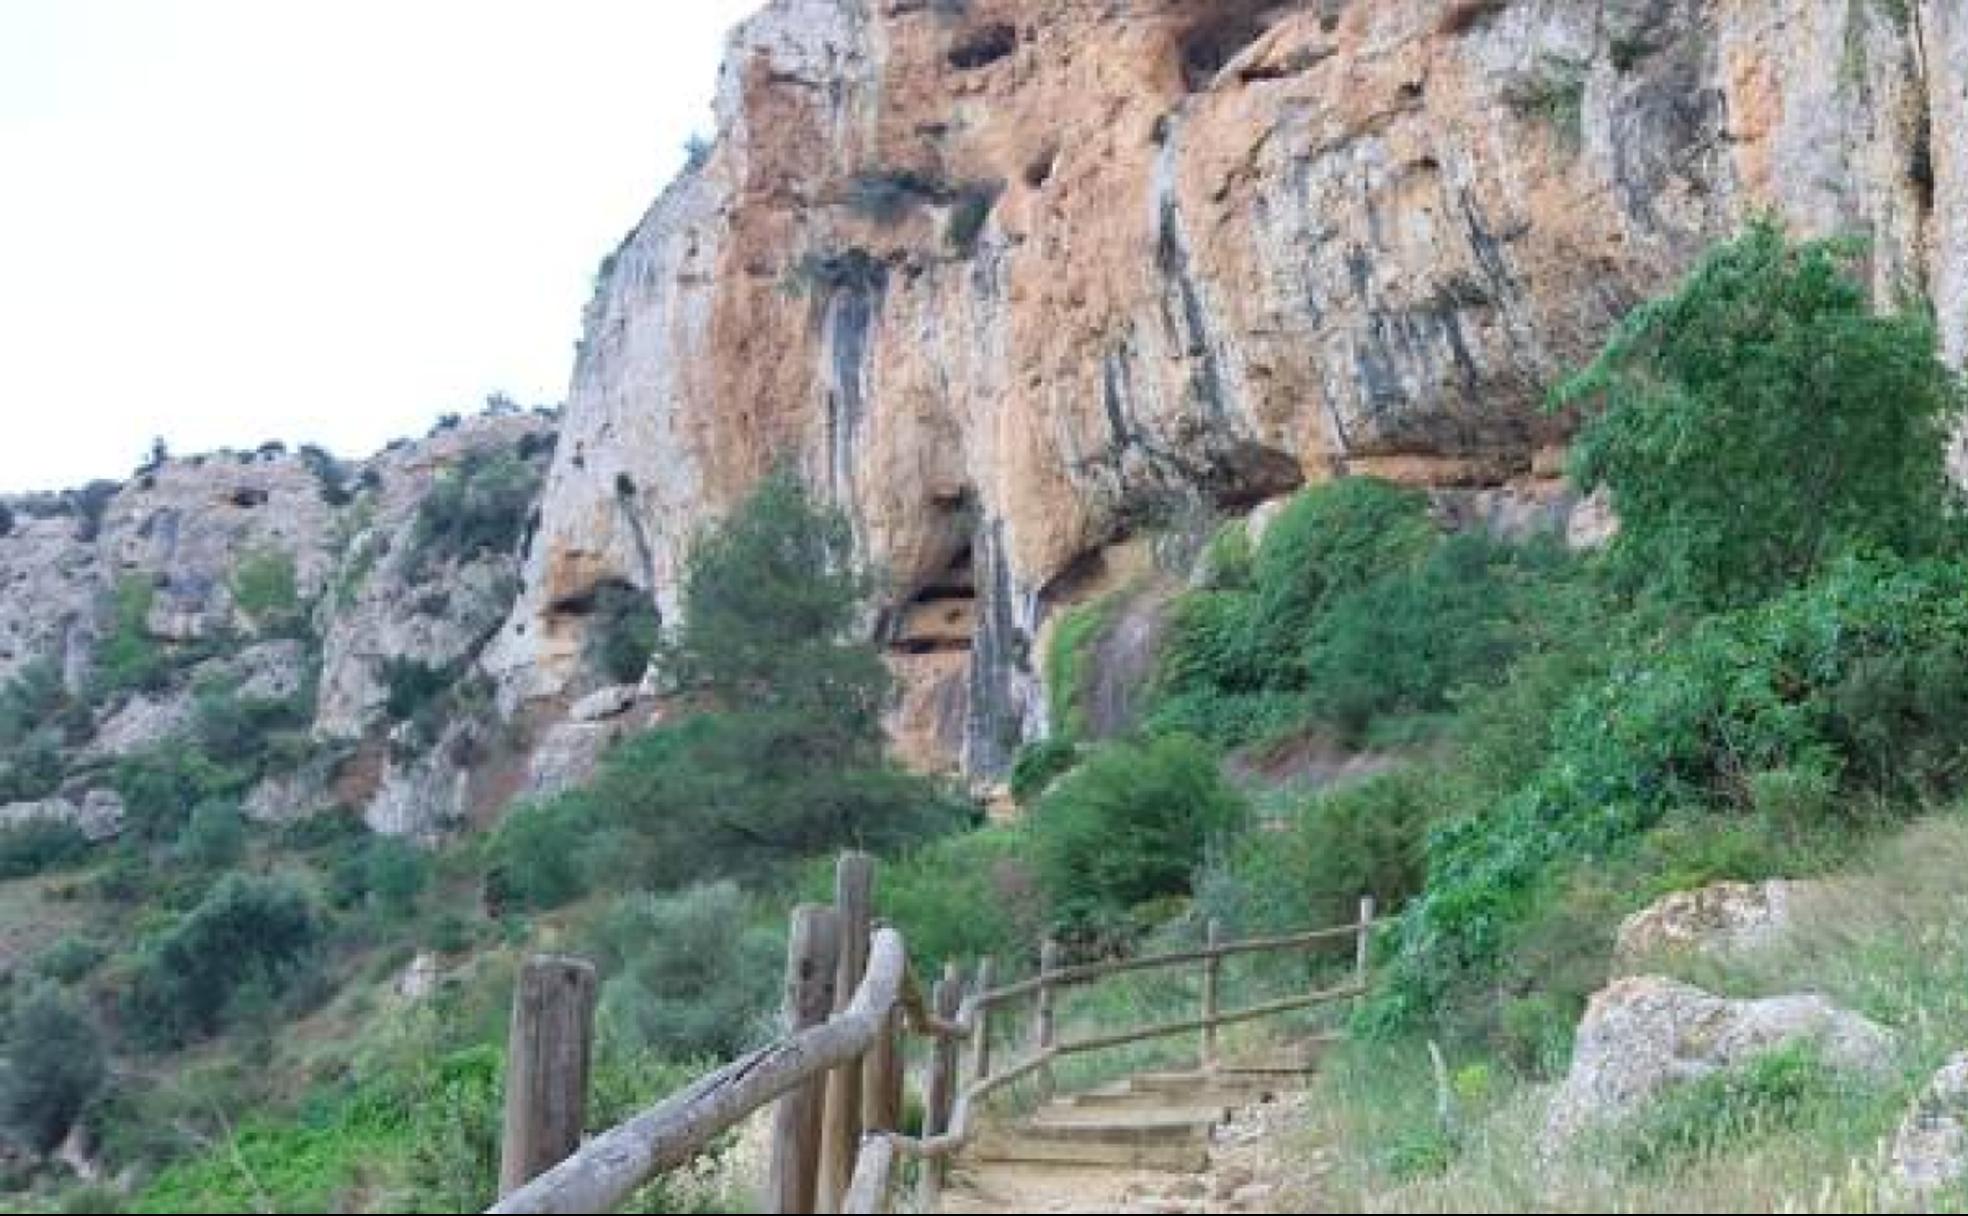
[32,935,108,984]
[122,873,322,1049]
[174,799,245,868]
[113,744,246,842]
[486,796,597,912]
[1045,597,1115,739]
[1248,477,1435,652]
[0,733,65,804]
[1557,219,1966,610]
[1031,733,1247,929]
[1207,767,1444,934]
[586,883,781,1060]
[1009,736,1079,805]
[380,656,451,723]
[1300,535,1547,743]
[1196,518,1254,590]
[229,547,304,636]
[363,837,432,921]
[0,658,82,751]
[878,827,1046,972]
[1388,554,1968,1023]
[92,576,168,698]
[0,818,92,879]
[0,985,105,1153]
[588,580,660,685]
[408,448,539,572]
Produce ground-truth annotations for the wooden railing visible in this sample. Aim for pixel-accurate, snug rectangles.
[486,852,1379,1215]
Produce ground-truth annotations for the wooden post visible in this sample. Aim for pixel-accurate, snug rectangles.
[1201,918,1222,1071]
[1355,895,1377,987]
[1034,939,1060,1100]
[498,955,598,1198]
[818,853,874,1212]
[970,955,996,1084]
[862,1005,903,1135]
[769,904,841,1215]
[918,963,962,1207]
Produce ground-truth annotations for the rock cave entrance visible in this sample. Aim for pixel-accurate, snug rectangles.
[890,545,976,657]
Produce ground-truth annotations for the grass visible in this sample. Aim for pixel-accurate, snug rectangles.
[1299,812,1968,1212]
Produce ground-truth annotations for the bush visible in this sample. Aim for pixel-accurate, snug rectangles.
[1557,219,1966,609]
[0,986,105,1153]
[407,448,539,572]
[0,819,92,879]
[0,732,64,803]
[230,547,304,636]
[588,580,660,685]
[1031,734,1247,929]
[1387,554,1968,1023]
[380,657,451,723]
[1009,736,1078,805]
[586,883,782,1060]
[1206,767,1445,934]
[113,744,246,842]
[92,576,168,698]
[363,837,432,920]
[1045,597,1115,740]
[122,872,322,1049]
[877,828,1047,973]
[174,799,245,869]
[31,935,108,984]
[1146,477,1465,748]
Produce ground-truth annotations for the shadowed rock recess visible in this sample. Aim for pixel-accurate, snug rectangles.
[485,0,1968,777]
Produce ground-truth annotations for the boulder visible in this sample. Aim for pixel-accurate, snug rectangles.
[570,683,640,723]
[1544,975,1894,1150]
[1888,1053,1968,1198]
[1612,879,1818,968]
[0,790,123,841]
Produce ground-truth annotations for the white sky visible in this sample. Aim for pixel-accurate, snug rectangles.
[0,0,762,494]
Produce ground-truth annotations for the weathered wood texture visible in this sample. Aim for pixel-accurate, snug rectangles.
[498,955,598,1198]
[818,853,874,1211]
[770,904,841,1215]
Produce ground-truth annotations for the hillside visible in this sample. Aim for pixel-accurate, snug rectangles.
[2,1,1968,1213]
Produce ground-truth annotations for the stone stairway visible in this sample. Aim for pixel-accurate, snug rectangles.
[943,1056,1324,1214]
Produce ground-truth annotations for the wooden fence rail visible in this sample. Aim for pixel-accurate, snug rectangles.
[487,851,1379,1215]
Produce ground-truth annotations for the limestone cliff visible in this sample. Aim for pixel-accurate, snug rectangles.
[0,412,557,840]
[491,0,1967,777]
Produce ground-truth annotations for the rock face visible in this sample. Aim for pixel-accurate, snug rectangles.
[1544,975,1895,1150]
[1888,1052,1968,1199]
[0,412,558,840]
[1612,878,1820,967]
[490,0,1968,776]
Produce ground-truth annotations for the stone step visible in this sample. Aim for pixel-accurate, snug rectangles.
[974,1112,1216,1172]
[1042,1095,1234,1123]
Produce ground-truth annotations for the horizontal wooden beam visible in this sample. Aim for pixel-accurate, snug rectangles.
[981,921,1382,1006]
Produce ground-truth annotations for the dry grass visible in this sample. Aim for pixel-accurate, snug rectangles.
[1298,814,1968,1212]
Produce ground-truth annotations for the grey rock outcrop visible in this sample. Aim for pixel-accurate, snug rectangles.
[1888,1052,1968,1200]
[1545,975,1894,1151]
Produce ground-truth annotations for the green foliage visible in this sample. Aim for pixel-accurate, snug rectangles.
[1031,734,1247,930]
[586,883,781,1059]
[380,656,451,723]
[1009,736,1079,805]
[192,682,311,769]
[1147,478,1533,749]
[876,827,1046,973]
[1045,597,1115,739]
[364,838,432,921]
[122,873,322,1050]
[174,799,245,869]
[0,985,105,1154]
[661,469,886,726]
[229,547,304,637]
[492,710,967,908]
[1299,535,1553,744]
[1503,61,1586,149]
[1387,554,1968,1024]
[92,576,168,698]
[31,935,108,984]
[588,580,660,685]
[0,732,65,804]
[0,658,82,751]
[0,819,92,879]
[113,744,247,842]
[1622,1045,1838,1172]
[1557,219,1965,609]
[407,448,539,572]
[1204,767,1445,934]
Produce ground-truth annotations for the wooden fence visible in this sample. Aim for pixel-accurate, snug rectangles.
[486,852,1379,1215]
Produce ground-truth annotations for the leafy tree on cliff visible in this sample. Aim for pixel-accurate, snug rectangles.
[1555,218,1966,609]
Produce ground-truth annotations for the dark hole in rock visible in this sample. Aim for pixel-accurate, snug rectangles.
[1178,5,1275,91]
[228,487,269,508]
[948,22,1016,70]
